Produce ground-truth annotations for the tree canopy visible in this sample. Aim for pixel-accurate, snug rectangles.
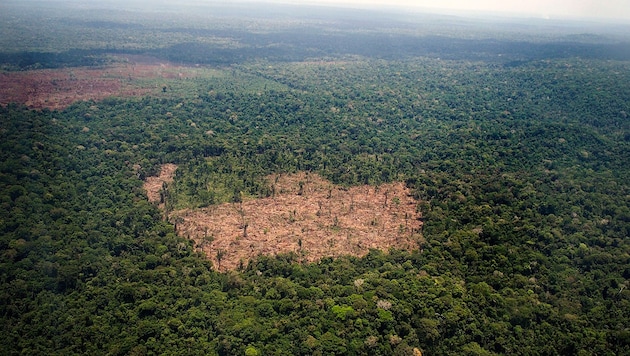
[1,2,629,355]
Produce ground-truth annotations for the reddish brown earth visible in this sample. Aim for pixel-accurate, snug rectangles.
[144,163,178,210]
[144,165,423,271]
[0,56,196,110]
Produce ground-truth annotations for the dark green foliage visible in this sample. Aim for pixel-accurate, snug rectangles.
[1,3,629,355]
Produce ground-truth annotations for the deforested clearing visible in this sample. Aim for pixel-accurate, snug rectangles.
[145,167,422,271]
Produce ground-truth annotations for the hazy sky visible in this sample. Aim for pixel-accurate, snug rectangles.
[278,0,630,21]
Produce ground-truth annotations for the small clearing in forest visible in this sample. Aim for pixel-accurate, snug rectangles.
[144,166,423,271]
[144,163,178,210]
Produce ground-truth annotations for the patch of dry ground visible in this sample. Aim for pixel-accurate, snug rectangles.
[144,163,178,209]
[0,55,198,110]
[144,165,423,271]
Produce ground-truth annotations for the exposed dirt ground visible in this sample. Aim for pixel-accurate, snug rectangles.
[144,163,178,210]
[144,165,423,271]
[0,55,196,110]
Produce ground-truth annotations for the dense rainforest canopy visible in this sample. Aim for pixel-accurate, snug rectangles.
[1,1,629,355]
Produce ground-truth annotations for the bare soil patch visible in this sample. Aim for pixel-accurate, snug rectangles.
[144,166,423,271]
[144,163,178,209]
[0,55,197,110]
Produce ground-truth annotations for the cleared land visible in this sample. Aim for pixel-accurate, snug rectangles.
[143,163,178,210]
[145,165,423,271]
[0,55,203,110]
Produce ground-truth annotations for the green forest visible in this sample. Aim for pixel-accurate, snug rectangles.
[1,1,629,355]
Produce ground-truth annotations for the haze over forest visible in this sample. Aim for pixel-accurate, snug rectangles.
[1,0,629,355]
